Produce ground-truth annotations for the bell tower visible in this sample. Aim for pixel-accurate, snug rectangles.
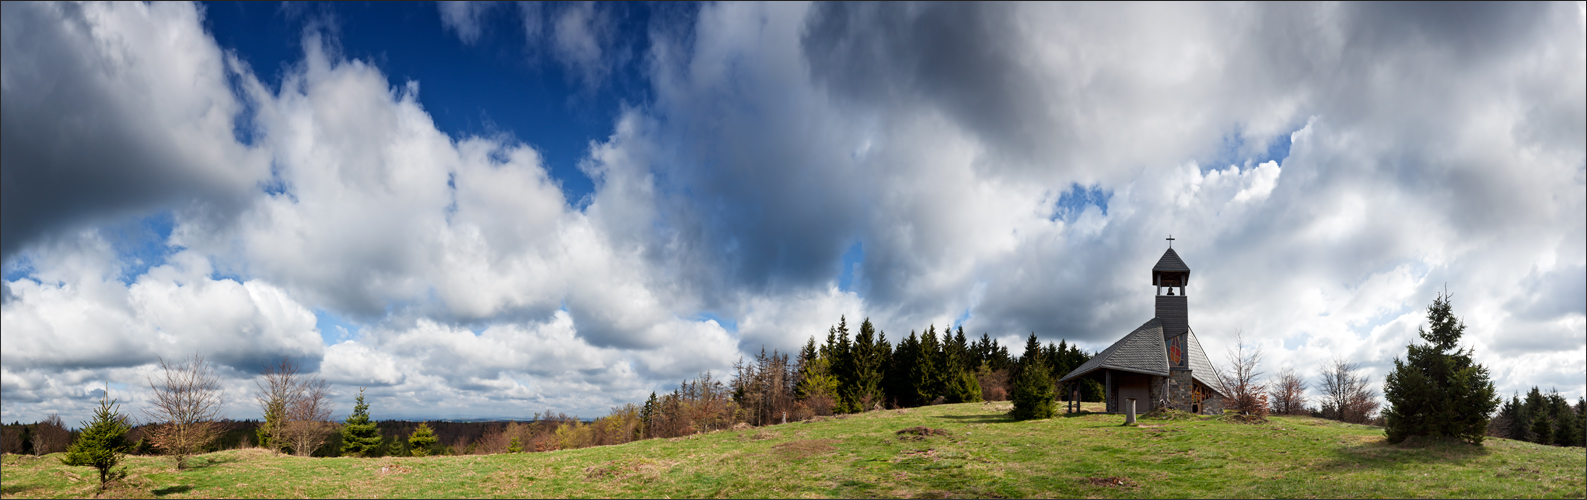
[1153,237,1190,368]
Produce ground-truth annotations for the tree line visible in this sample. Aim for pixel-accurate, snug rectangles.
[21,316,1116,489]
[31,296,1578,491]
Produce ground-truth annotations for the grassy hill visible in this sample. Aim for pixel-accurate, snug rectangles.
[3,402,1583,499]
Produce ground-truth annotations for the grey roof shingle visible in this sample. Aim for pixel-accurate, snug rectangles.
[1153,248,1190,273]
[1186,327,1224,395]
[1059,319,1169,382]
[1056,318,1226,396]
[1152,248,1191,287]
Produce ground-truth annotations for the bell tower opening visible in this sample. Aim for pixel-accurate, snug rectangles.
[1153,237,1190,341]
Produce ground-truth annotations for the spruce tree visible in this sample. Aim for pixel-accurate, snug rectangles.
[953,327,972,372]
[340,388,383,457]
[1554,407,1581,447]
[257,397,285,452]
[1531,413,1554,446]
[830,318,855,412]
[61,388,132,490]
[911,328,940,405]
[508,436,522,453]
[851,319,886,410]
[946,370,982,404]
[1503,393,1531,442]
[873,329,894,408]
[640,392,658,438]
[1382,291,1500,444]
[1009,333,1056,420]
[408,423,438,456]
[890,331,921,406]
[794,338,819,400]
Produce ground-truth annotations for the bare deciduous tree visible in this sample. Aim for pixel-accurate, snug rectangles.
[1319,358,1381,424]
[1217,331,1269,420]
[254,357,300,452]
[283,378,335,457]
[1269,367,1309,416]
[253,357,334,455]
[144,355,224,469]
[33,413,72,455]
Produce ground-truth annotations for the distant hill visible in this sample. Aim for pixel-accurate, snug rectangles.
[2,402,1582,498]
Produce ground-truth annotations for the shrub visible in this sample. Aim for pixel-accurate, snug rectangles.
[1217,331,1269,421]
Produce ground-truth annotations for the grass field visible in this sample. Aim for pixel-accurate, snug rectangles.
[3,402,1583,498]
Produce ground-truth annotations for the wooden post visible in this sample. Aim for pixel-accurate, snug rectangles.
[1126,398,1137,425]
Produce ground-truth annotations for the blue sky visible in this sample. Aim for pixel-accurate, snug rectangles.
[2,2,1584,423]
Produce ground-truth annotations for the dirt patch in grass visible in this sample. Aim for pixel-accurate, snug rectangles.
[896,427,951,441]
[897,448,939,461]
[583,458,675,480]
[770,439,838,459]
[1220,413,1269,424]
[376,463,411,476]
[1084,476,1134,488]
[1141,407,1198,421]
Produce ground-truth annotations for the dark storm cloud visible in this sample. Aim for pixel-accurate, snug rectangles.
[801,2,1057,166]
[0,2,265,262]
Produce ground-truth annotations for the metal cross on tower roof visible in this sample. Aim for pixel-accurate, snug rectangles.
[1166,235,1174,248]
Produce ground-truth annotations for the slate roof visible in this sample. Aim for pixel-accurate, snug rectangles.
[1185,327,1225,395]
[1059,319,1169,382]
[1152,248,1191,286]
[1153,248,1190,272]
[1056,320,1227,397]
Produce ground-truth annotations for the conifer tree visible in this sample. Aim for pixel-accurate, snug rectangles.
[794,336,842,412]
[850,319,886,410]
[408,423,438,456]
[1009,333,1056,420]
[1554,403,1582,447]
[889,331,922,406]
[1531,413,1554,446]
[953,327,972,372]
[795,338,819,400]
[340,388,383,457]
[941,327,981,403]
[61,387,132,490]
[508,436,522,453]
[640,392,658,438]
[876,330,894,405]
[1502,393,1531,442]
[946,370,983,404]
[1382,291,1500,444]
[830,318,855,412]
[912,327,941,404]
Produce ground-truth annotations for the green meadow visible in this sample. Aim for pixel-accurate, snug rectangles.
[3,402,1582,499]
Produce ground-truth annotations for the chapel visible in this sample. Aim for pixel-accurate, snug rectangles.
[1058,239,1227,415]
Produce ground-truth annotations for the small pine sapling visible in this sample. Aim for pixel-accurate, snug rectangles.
[408,423,438,457]
[61,388,132,490]
[340,388,383,457]
[1009,333,1056,420]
